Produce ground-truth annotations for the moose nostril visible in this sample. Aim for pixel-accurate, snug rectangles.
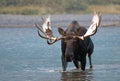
[65,53,74,62]
[70,55,73,58]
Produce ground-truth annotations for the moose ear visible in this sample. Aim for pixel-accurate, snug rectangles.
[58,27,66,36]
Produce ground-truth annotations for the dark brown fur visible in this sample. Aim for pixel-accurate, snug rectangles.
[59,21,94,71]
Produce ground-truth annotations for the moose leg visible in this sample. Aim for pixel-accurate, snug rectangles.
[81,56,86,71]
[88,53,92,68]
[61,55,68,71]
[73,60,79,69]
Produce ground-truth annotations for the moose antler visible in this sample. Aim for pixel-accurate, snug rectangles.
[35,15,63,44]
[78,12,101,40]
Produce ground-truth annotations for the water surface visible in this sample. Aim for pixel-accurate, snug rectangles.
[0,27,120,81]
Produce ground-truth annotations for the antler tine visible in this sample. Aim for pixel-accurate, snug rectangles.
[47,39,58,45]
[47,36,65,45]
[41,16,46,23]
[38,29,62,43]
[35,23,45,35]
[97,13,101,27]
[37,29,56,40]
[38,30,49,39]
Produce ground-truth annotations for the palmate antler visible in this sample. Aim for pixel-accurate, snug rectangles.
[35,15,63,44]
[35,12,101,44]
[35,15,53,37]
[77,12,101,40]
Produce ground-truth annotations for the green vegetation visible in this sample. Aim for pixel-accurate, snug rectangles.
[0,0,120,15]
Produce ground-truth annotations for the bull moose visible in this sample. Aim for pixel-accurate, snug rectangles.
[35,12,101,71]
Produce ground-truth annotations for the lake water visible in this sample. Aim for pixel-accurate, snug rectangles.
[0,27,120,81]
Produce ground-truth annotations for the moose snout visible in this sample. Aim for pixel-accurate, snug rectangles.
[65,53,74,62]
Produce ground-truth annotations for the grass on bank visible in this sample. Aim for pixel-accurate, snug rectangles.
[87,5,120,14]
[0,5,120,15]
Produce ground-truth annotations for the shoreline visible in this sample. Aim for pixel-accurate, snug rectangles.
[0,14,120,28]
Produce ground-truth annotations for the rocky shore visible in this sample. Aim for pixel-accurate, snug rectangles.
[0,14,120,28]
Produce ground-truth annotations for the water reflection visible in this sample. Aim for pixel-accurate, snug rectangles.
[61,69,94,81]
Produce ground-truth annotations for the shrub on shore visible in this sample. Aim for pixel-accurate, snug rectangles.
[0,0,120,15]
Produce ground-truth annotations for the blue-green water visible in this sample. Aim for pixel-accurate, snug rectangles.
[0,27,120,81]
